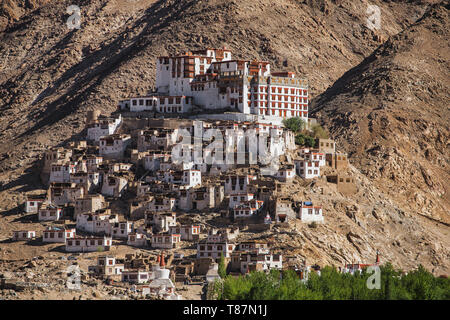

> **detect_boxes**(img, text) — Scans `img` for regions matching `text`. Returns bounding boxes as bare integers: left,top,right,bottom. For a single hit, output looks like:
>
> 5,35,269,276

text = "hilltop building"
119,48,309,122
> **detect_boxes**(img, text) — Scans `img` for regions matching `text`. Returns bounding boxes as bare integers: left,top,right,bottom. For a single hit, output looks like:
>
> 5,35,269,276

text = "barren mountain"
0,0,449,278
311,3,450,224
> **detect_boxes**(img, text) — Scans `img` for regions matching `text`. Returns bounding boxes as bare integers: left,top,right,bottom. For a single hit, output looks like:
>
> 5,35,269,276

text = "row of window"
67,239,105,246
251,87,307,95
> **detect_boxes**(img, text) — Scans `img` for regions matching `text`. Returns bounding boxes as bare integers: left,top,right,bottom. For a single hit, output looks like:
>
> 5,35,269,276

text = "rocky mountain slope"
311,3,449,224
0,0,449,277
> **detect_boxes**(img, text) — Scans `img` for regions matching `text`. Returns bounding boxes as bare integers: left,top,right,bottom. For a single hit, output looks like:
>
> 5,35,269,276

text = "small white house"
297,201,324,223
12,230,36,241
182,170,201,188
229,193,254,209
197,239,236,259
99,134,131,159
42,228,76,243
86,114,122,142
151,233,181,249
101,174,128,197
169,225,201,241
38,204,62,221
25,195,46,213
145,212,177,233
295,160,320,179
65,236,112,252
122,270,153,284
273,165,296,182
233,199,264,219
76,211,119,235
89,256,125,276
111,221,133,239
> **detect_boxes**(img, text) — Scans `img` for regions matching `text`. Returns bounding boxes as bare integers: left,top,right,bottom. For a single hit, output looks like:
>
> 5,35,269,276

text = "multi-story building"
120,48,308,121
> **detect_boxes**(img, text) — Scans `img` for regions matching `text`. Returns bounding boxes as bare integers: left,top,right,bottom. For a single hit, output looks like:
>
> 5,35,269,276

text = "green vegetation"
210,264,450,300
282,117,329,147
218,253,227,278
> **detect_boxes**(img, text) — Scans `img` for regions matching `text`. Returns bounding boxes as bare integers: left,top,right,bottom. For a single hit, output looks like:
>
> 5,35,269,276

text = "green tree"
295,134,305,146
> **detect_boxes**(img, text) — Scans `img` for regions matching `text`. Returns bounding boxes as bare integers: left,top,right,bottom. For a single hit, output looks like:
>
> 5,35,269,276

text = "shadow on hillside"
25,238,47,246
48,245,66,253
19,0,199,140
12,213,38,223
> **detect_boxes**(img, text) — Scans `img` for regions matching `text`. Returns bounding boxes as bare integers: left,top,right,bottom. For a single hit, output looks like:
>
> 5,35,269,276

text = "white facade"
240,253,283,274
99,134,131,159
123,48,308,121
76,212,119,235
111,221,133,239
151,234,181,249
197,240,236,259
49,162,76,183
233,200,264,219
145,212,176,233
295,159,321,179
147,197,176,212
182,170,201,188
127,232,149,247
169,225,201,241
298,202,324,223
224,175,256,195
229,193,254,209
38,205,62,221
12,231,36,241
101,174,128,197
122,270,152,284
25,196,46,213
273,166,296,181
